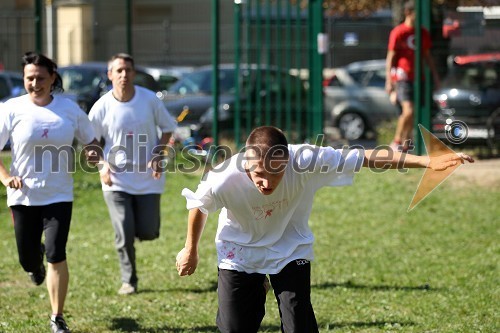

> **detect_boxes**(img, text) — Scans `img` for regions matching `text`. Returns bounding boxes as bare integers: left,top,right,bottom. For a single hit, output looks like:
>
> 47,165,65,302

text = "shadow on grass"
106,317,414,332
108,317,218,332
142,280,438,295
313,280,441,292
321,320,417,330
107,317,281,332
139,280,218,294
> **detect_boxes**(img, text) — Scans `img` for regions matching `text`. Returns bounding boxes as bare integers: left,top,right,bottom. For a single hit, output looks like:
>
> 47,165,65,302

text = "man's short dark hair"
108,53,135,71
246,126,289,162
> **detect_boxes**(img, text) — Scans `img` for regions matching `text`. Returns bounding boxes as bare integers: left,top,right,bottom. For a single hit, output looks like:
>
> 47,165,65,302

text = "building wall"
57,4,92,66
89,0,234,66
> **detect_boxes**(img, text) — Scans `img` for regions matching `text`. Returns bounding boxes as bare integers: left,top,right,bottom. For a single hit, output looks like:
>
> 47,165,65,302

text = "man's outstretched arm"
362,149,474,170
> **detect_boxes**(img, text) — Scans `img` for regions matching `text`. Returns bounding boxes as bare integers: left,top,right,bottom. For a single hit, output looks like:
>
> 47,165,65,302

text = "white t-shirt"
0,94,96,206
182,144,364,274
88,86,177,194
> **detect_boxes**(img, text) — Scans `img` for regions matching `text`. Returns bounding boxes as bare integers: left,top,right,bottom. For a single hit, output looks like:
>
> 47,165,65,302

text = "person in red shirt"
385,0,440,152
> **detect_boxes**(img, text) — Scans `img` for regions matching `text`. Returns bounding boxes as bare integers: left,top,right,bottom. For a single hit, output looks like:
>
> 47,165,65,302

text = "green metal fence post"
212,0,219,147
275,0,283,130
294,1,302,139
126,0,132,55
414,0,432,156
285,1,292,132
35,0,43,53
245,0,253,138
234,1,242,147
255,1,263,127
422,0,432,146
308,0,324,139
415,1,422,155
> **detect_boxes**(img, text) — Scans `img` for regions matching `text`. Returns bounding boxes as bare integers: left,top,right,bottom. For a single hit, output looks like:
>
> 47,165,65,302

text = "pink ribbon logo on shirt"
41,129,49,138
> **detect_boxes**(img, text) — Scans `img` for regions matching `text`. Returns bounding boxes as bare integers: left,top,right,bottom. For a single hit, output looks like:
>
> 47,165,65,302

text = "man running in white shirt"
88,53,177,295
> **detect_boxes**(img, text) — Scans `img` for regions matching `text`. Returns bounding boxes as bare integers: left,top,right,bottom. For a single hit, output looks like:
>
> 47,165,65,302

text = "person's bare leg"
393,114,405,144
47,260,69,315
399,101,414,150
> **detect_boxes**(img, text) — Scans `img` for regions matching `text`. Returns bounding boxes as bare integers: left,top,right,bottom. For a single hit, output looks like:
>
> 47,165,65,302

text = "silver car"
323,59,400,140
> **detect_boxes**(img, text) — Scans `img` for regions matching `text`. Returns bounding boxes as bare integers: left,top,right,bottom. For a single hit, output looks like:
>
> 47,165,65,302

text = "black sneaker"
28,243,46,286
50,315,71,333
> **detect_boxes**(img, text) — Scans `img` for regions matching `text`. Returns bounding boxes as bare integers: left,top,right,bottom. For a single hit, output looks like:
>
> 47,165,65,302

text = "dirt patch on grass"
452,158,500,188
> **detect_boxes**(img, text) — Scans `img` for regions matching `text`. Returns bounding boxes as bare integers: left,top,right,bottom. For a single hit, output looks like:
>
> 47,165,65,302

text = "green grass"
0,156,498,332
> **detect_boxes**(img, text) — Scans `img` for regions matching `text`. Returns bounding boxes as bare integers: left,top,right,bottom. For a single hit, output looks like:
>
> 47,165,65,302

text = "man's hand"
428,152,474,171
83,141,103,166
176,247,199,276
98,162,113,186
85,149,100,166
149,146,171,180
1,176,22,189
148,158,164,180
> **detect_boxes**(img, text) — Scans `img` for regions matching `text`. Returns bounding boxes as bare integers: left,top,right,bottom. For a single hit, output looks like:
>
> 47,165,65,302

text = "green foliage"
0,160,498,332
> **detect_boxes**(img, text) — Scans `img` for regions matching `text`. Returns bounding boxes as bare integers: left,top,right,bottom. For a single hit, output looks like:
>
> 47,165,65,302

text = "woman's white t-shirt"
0,94,96,206
88,86,177,194
182,144,364,274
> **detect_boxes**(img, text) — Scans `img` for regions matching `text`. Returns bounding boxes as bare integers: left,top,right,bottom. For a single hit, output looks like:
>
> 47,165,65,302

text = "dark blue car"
57,62,160,113
432,52,500,150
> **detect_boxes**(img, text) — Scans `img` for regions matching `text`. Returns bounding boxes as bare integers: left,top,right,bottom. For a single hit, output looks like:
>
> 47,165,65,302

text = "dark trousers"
11,202,72,272
216,259,319,333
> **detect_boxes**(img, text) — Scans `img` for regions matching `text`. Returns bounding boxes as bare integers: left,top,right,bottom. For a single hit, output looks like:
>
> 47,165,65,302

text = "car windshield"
347,68,386,88
168,68,236,95
443,62,500,91
59,68,103,95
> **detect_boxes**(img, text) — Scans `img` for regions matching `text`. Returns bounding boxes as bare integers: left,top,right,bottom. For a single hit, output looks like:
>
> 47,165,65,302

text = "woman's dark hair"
22,51,64,93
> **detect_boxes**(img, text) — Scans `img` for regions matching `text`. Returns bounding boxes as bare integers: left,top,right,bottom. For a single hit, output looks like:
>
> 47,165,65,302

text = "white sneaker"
118,282,137,295
50,315,71,333
389,141,402,151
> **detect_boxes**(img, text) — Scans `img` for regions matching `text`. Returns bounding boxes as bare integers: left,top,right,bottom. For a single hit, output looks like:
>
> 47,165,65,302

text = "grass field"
0,153,498,332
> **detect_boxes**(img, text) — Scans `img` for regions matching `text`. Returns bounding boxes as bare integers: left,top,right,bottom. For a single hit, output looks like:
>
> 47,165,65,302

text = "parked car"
57,62,160,112
0,71,25,102
432,52,500,150
0,71,26,150
323,59,400,140
142,65,194,92
163,64,307,138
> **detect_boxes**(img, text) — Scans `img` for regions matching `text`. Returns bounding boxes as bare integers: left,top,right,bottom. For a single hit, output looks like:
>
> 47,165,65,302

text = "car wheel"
337,112,365,140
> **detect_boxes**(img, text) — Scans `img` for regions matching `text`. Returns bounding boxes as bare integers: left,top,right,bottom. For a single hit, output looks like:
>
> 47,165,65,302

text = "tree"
321,0,497,17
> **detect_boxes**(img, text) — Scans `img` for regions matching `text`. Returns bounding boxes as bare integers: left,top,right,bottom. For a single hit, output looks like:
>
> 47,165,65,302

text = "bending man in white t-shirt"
176,126,474,333
88,53,177,295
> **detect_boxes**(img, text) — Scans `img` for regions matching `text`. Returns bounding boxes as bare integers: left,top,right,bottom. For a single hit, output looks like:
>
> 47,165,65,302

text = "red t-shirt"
388,23,431,81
